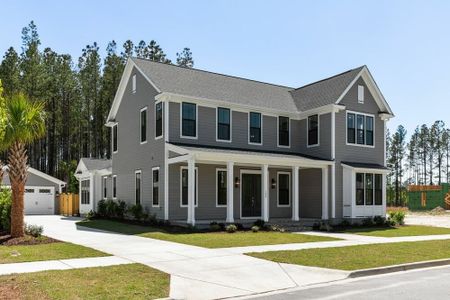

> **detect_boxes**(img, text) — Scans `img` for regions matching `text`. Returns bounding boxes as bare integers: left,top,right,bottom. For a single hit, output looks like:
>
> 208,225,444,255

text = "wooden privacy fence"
59,193,79,216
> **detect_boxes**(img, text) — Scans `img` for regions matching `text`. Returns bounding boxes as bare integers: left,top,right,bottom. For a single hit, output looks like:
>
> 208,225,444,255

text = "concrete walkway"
406,214,450,228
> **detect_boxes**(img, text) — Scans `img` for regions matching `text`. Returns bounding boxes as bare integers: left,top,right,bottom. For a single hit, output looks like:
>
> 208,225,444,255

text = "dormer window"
132,74,136,94
358,85,364,103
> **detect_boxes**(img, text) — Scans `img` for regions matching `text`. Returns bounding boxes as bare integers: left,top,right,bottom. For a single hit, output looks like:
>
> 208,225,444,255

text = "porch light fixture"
234,177,240,188
271,178,276,189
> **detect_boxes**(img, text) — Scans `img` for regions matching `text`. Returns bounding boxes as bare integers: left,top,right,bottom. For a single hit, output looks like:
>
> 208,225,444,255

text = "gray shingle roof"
80,158,112,171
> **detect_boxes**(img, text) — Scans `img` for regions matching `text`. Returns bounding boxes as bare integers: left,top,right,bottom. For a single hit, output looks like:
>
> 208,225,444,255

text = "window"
347,112,375,146
81,180,90,205
217,108,231,141
216,169,227,206
39,189,51,194
358,85,364,103
181,167,198,207
103,177,107,199
25,189,35,193
152,168,159,206
307,114,319,146
278,117,290,147
355,172,383,206
112,124,118,153
155,102,163,139
277,172,290,206
140,107,147,143
249,112,262,144
132,74,136,93
112,175,117,199
181,102,197,138
135,171,141,205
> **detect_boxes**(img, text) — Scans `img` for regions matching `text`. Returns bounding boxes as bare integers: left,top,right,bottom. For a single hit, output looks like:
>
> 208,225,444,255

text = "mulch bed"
0,231,60,246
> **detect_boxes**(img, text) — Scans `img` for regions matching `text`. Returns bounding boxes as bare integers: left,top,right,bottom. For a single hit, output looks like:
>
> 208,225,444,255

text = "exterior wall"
112,67,166,218
334,77,385,218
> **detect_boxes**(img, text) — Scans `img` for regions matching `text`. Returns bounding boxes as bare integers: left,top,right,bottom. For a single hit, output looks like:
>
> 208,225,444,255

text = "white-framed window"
278,116,290,148
132,74,136,94
112,175,117,199
103,176,107,199
216,168,227,207
112,124,118,153
249,112,262,145
356,173,382,206
180,166,198,207
135,170,141,205
307,114,319,147
152,167,160,207
346,111,374,147
155,102,163,139
180,102,197,139
277,172,290,207
140,107,147,144
216,107,231,142
81,179,90,205
358,85,364,103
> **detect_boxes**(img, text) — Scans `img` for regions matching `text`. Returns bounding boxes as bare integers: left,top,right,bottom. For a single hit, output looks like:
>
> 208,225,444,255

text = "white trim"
180,166,198,207
152,167,160,207
164,147,169,220
277,171,291,207
215,168,228,207
345,110,375,148
132,74,137,94
112,123,118,154
180,102,198,140
112,175,117,200
240,169,263,220
248,112,263,146
140,107,148,144
277,116,291,148
307,114,320,148
216,107,232,143
292,166,300,221
135,170,142,205
155,101,163,140
102,176,108,200
226,162,234,223
341,163,390,174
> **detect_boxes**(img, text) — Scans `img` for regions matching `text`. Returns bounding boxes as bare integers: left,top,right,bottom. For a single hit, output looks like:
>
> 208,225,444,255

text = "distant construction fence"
59,193,79,216
407,183,450,210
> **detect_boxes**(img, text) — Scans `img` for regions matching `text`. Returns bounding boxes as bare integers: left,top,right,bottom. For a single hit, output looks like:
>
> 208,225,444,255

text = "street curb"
348,258,450,278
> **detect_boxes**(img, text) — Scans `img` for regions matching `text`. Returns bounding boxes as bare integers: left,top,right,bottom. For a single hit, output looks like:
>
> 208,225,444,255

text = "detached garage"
2,167,66,215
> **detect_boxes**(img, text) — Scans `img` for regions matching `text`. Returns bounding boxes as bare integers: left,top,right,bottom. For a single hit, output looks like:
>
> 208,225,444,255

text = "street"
250,266,450,300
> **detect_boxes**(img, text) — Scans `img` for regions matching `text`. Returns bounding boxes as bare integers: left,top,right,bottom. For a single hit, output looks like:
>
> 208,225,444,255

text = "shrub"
97,199,107,217
105,199,118,218
234,223,244,230
373,216,386,226
269,224,286,232
388,211,405,226
128,204,144,221
319,221,333,232
209,222,222,232
0,188,12,232
225,224,237,233
362,217,375,227
339,219,351,227
251,225,260,233
24,223,43,237
85,210,95,220
253,219,265,228
116,200,127,219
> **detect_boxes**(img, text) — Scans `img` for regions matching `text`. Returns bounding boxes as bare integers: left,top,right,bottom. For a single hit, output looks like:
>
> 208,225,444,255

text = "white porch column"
187,158,196,226
322,166,329,220
226,161,234,223
292,166,300,221
262,164,269,222
382,174,387,215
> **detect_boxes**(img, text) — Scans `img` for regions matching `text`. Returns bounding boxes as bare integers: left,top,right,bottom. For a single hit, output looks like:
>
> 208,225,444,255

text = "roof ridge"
292,65,366,91
132,57,295,90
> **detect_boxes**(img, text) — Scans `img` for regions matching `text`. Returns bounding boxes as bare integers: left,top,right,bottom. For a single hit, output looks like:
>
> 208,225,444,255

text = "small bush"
234,223,244,230
319,221,333,232
24,224,43,237
128,204,144,221
0,188,12,232
339,219,351,227
116,200,127,219
209,222,222,232
362,217,375,227
269,224,286,232
388,211,405,226
146,213,157,225
251,225,260,232
373,216,386,226
97,199,107,217
105,199,118,218
253,219,265,228
225,224,237,233
85,210,95,220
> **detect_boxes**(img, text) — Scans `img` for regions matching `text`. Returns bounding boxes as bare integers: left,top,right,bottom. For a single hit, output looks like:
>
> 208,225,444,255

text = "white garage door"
24,186,55,215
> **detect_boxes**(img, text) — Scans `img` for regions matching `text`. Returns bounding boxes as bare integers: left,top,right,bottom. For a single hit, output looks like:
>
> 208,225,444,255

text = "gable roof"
79,158,112,171
2,166,66,186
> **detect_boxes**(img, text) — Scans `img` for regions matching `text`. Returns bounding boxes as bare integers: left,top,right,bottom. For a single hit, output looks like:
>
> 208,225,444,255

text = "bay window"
356,172,383,206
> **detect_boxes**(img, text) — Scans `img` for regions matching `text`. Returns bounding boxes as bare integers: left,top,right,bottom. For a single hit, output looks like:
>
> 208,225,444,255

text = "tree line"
0,21,194,192
387,121,450,206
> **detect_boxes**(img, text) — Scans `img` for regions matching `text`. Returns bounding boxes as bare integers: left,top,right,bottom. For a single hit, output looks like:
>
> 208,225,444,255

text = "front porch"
165,144,334,226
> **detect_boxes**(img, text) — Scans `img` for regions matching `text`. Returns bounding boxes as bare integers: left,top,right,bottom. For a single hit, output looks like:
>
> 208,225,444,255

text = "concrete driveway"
406,213,450,228
25,216,348,300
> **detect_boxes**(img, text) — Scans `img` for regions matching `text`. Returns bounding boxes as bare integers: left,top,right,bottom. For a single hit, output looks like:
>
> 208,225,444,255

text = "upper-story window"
249,112,262,145
217,107,231,142
307,114,319,147
140,107,147,144
112,124,118,153
181,102,197,138
155,102,163,139
132,74,136,94
278,116,290,147
358,85,364,103
347,112,374,146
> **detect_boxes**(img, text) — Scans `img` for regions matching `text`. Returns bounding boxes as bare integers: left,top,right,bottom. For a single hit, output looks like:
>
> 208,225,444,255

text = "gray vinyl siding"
334,77,385,218
299,168,322,218
112,67,166,219
269,168,292,218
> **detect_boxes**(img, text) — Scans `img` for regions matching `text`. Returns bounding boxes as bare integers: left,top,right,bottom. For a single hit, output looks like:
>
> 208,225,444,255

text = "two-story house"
75,58,394,225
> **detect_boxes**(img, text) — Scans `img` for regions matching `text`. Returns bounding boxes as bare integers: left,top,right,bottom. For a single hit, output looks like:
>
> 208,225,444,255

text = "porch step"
266,219,319,232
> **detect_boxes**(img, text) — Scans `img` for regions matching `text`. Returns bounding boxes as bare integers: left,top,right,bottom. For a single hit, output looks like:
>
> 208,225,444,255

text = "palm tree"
1,94,45,237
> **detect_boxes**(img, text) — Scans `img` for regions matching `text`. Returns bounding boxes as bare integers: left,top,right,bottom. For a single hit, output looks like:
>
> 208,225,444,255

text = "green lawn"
0,242,107,264
248,239,450,270
339,225,450,237
0,263,169,299
77,219,340,248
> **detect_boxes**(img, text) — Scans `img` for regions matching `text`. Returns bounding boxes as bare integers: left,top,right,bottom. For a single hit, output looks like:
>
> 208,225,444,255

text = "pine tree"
176,48,194,68
0,47,20,97
121,40,134,62
431,120,446,184
389,125,407,205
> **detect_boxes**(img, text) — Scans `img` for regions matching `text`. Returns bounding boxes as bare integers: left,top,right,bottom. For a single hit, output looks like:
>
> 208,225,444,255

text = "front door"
241,173,262,218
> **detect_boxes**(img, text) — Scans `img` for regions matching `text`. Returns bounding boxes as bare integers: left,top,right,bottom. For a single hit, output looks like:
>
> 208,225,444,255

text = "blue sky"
1,0,449,136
